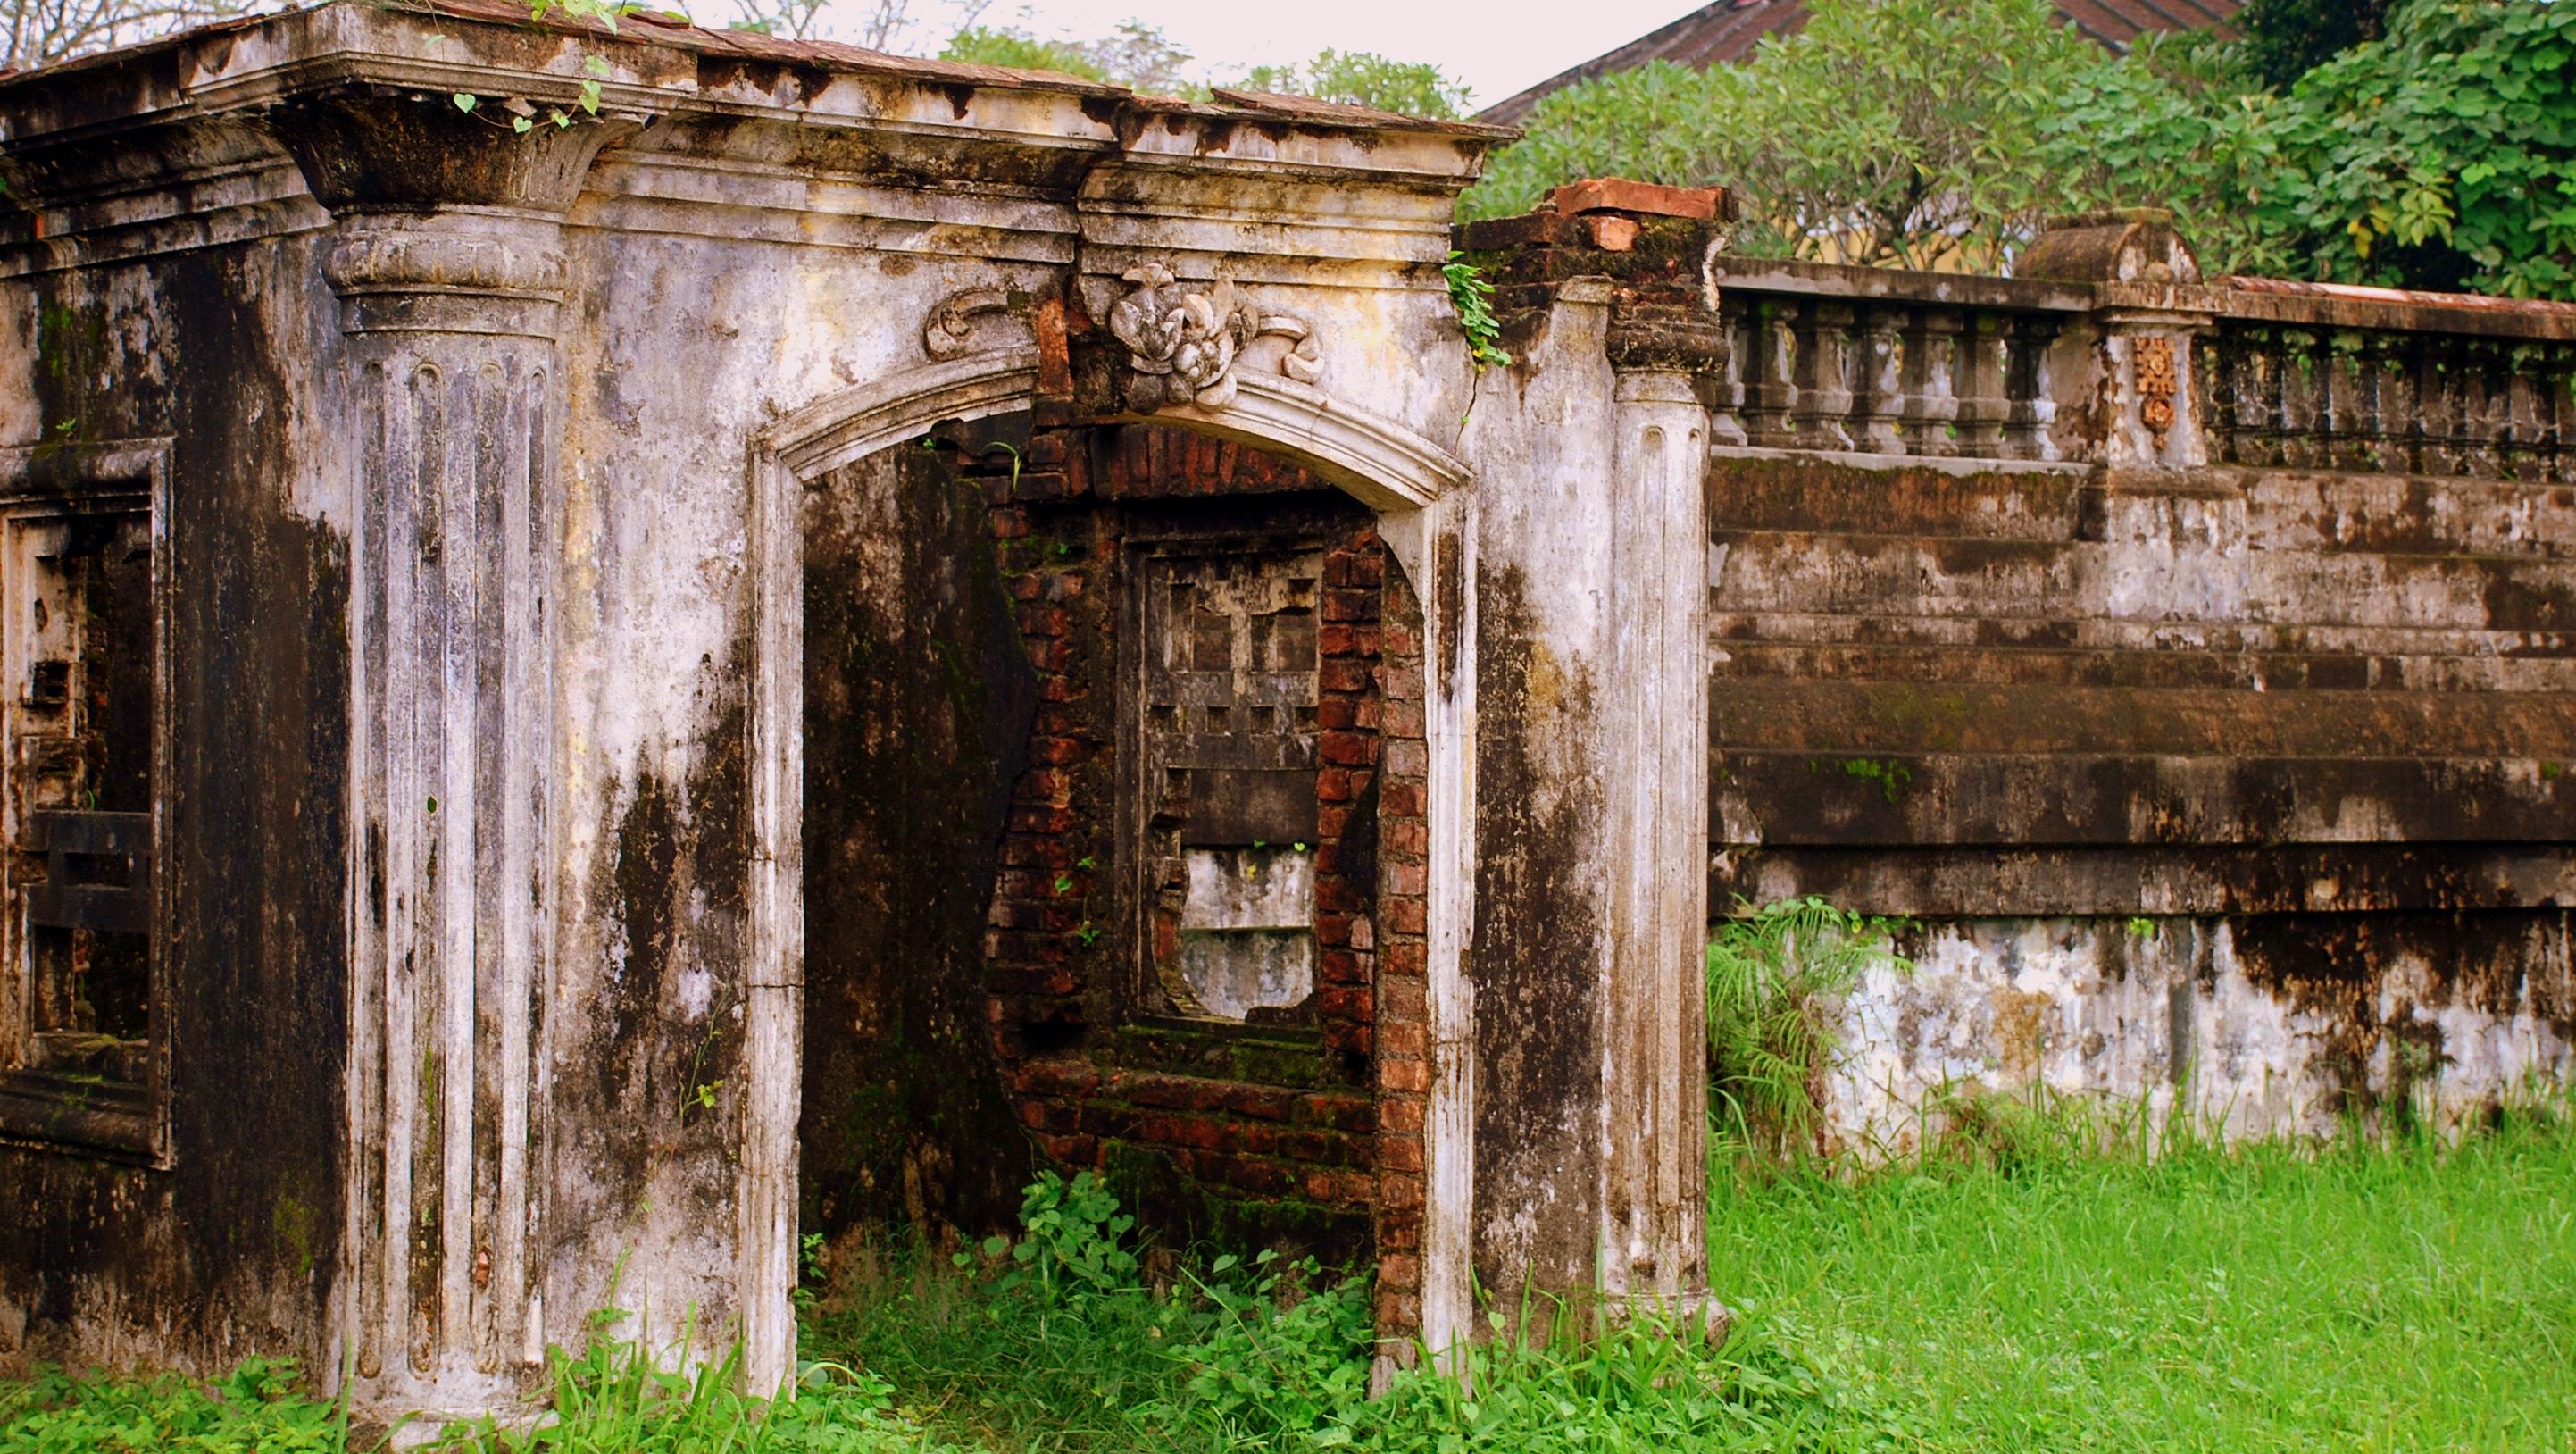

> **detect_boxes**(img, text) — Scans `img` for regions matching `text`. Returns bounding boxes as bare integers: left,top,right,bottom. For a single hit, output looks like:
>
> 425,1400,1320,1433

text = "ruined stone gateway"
0,0,2571,1423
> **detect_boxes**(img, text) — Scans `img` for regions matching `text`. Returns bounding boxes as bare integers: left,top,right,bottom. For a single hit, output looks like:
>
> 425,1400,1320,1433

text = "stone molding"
922,286,1020,361
1138,372,1463,513
321,210,576,338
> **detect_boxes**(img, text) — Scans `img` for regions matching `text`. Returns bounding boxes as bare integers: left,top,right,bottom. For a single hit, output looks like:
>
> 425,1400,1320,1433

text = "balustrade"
2204,323,2576,482
1707,260,2083,464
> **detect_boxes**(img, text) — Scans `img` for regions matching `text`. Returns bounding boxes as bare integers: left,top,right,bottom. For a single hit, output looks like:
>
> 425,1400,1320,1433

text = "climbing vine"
1442,250,1512,371
451,0,628,130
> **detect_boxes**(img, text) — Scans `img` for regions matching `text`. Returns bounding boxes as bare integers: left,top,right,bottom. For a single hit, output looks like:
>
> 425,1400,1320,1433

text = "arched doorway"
738,351,1475,1393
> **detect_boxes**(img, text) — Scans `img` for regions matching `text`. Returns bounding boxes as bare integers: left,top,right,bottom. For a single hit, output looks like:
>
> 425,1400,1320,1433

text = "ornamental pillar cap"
266,90,633,337
2019,208,2203,287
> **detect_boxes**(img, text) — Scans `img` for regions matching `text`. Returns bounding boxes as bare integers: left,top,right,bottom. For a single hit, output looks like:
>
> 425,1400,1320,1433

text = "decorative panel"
1135,547,1323,1022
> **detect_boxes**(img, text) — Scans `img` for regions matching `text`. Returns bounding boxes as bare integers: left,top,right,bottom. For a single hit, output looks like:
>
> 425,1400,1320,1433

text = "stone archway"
739,342,1480,1393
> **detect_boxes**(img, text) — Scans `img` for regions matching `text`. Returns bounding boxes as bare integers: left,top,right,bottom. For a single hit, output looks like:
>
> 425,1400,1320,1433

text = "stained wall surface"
1711,451,2576,1146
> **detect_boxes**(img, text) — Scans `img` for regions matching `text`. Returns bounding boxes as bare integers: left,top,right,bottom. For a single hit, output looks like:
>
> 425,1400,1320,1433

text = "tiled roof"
1478,0,2243,124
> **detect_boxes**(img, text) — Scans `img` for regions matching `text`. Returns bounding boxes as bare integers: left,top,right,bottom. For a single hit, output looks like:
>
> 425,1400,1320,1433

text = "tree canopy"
1236,50,1472,120
1465,0,2576,300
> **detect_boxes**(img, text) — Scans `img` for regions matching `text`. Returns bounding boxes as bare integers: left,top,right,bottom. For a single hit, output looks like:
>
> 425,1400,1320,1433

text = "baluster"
2218,330,2262,466
2359,334,2412,475
1790,301,1856,451
1847,304,1906,455
2193,335,2227,464
2234,330,2284,468
2276,330,2323,470
1899,308,1963,456
2415,338,2462,476
2461,339,2505,479
1738,297,1798,448
2324,332,2376,473
2544,344,2576,485
2002,313,2061,461
1954,312,2011,458
1708,294,1749,448
2501,343,2544,482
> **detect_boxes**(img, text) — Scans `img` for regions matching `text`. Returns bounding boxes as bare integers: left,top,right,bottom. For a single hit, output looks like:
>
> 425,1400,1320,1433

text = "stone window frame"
1116,514,1348,1034
0,439,173,1167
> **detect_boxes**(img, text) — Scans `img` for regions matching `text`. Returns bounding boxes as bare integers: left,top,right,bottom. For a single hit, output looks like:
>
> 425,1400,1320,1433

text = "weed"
1705,896,1912,1166
0,1358,347,1453
1441,253,1513,372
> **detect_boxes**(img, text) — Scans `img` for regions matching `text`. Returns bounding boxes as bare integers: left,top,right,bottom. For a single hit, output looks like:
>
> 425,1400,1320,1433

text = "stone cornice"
0,0,1498,256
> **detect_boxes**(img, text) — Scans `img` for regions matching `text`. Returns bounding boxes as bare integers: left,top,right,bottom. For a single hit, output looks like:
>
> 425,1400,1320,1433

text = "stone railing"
1702,234,2576,478
2200,280,2576,482
1706,258,2096,464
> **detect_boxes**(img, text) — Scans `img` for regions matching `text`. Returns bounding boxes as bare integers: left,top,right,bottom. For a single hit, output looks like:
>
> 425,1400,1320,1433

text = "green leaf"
453,92,479,113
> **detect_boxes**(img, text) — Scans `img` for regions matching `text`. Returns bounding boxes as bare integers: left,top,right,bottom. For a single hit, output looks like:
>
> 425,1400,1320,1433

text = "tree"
4,0,241,71
1235,49,1472,120
2247,0,2576,297
941,23,1109,81
1471,0,2576,300
1467,0,2105,271
940,17,1196,95
2234,0,2397,89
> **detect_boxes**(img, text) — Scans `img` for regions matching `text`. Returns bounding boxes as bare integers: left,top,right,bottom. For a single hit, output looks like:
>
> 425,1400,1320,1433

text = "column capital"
266,90,629,337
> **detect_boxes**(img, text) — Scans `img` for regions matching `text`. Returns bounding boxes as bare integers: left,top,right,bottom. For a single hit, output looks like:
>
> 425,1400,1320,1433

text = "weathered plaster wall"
1712,452,2576,1146
1817,915,2576,1151
0,203,354,1375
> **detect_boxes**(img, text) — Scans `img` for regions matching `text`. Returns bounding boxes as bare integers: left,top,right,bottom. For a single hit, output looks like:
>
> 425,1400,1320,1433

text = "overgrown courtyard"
9,1100,2571,1452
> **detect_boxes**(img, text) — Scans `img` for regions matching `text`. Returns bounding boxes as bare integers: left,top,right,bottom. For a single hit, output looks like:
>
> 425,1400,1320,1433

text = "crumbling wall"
1711,451,2576,1145
0,198,354,1373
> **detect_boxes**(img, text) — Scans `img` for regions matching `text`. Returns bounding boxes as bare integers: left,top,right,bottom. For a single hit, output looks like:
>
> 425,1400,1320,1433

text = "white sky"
862,0,1698,110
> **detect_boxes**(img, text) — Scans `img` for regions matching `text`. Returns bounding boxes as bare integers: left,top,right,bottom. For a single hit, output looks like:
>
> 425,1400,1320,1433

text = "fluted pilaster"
277,93,616,1415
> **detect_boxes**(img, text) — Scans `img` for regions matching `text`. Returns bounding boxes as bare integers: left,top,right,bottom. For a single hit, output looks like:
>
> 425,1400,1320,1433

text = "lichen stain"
1467,562,1603,1306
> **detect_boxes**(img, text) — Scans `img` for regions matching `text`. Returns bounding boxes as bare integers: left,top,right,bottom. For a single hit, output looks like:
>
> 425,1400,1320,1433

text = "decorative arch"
737,348,1478,1396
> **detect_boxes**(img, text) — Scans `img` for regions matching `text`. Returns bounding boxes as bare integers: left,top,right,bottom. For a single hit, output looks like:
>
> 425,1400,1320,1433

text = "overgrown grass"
0,1323,970,1454
1711,1096,2576,1452
10,1109,2573,1452
813,1107,2576,1452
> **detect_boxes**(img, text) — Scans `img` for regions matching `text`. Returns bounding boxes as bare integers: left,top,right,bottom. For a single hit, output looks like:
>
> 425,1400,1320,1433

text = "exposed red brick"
1319,659,1372,694
1548,176,1729,221
1583,214,1640,252
1319,731,1375,767
1378,1097,1426,1133
1012,1059,1103,1097
1380,1058,1430,1094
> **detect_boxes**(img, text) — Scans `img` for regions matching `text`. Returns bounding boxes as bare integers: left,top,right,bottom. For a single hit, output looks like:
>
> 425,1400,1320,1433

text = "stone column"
275,96,621,1416
1599,351,1713,1322
1455,230,1724,1340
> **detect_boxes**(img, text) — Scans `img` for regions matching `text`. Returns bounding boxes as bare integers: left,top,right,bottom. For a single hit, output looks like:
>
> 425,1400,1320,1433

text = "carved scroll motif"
2136,336,2180,446
1108,262,1322,413
922,285,1013,361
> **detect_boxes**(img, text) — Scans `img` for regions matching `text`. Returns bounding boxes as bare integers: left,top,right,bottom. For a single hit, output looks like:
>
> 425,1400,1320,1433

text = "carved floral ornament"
2135,336,2180,446
1109,263,1322,413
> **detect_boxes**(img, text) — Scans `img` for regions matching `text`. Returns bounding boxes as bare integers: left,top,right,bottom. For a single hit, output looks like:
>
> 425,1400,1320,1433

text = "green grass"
7,1107,2573,1452
1709,1102,2576,1452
